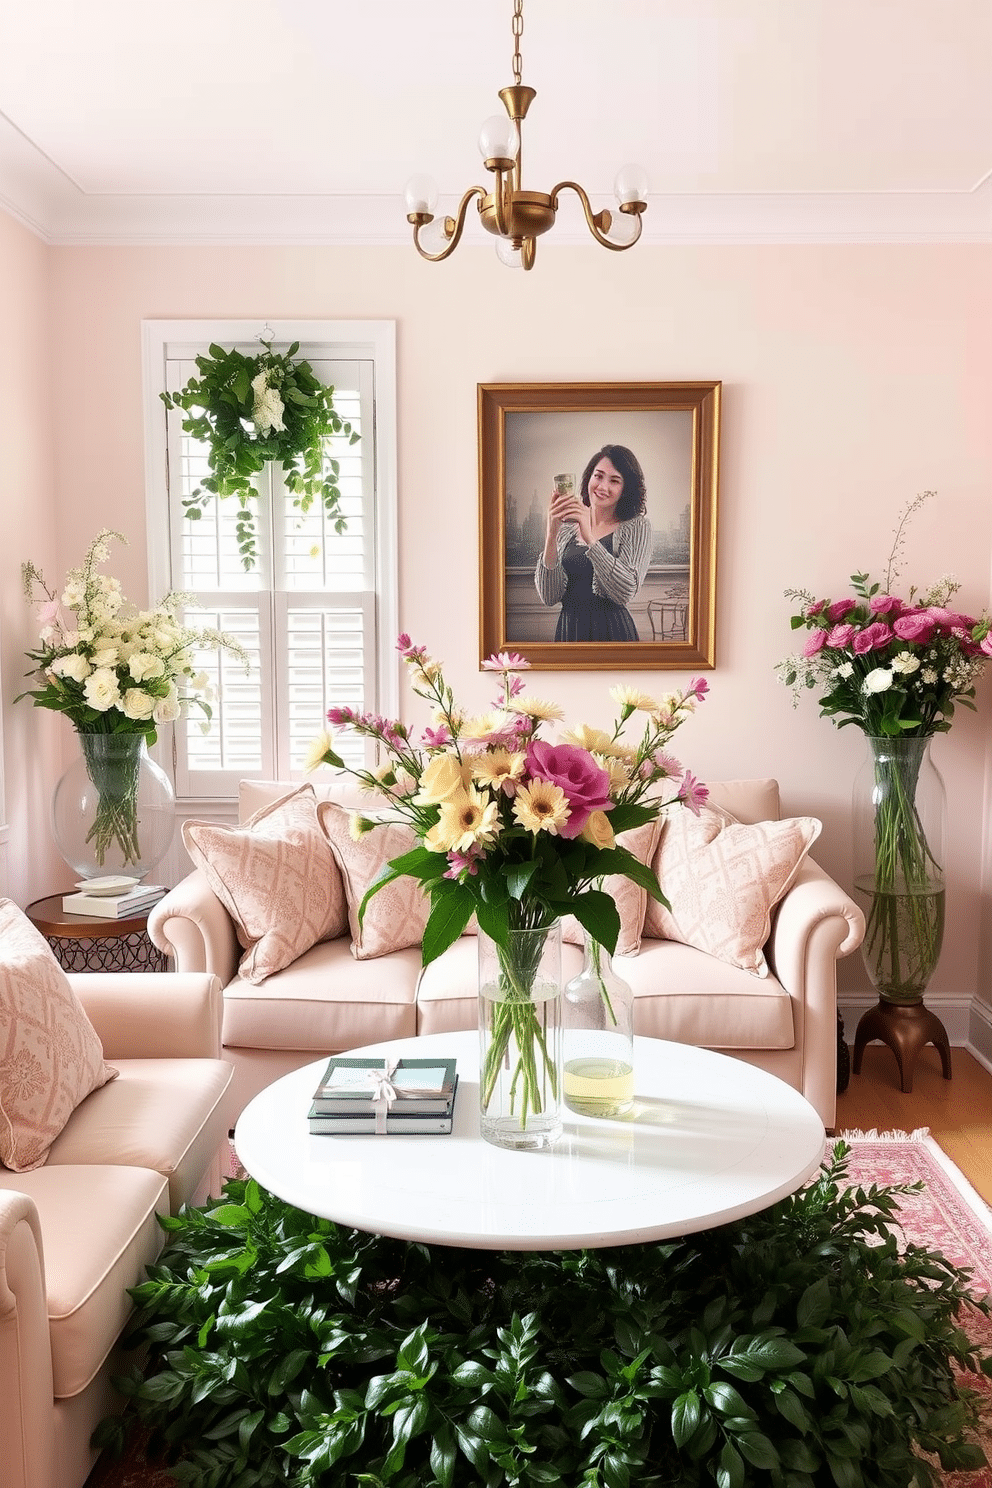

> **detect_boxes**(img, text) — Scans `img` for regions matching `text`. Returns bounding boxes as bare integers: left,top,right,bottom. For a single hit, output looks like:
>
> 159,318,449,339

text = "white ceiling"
2,0,990,246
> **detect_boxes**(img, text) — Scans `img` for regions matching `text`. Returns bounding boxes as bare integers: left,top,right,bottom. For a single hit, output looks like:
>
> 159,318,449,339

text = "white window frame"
141,318,398,804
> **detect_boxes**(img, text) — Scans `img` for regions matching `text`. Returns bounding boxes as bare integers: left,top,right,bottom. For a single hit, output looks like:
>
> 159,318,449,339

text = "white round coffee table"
235,1032,825,1250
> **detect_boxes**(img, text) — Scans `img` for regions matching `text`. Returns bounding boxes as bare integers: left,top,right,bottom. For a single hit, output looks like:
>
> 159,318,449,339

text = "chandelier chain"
512,0,523,87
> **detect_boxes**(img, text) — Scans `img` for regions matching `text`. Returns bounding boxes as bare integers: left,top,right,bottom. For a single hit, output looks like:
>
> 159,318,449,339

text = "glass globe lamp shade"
494,236,524,268
404,174,439,215
418,215,453,255
603,208,641,246
614,163,648,205
478,113,519,163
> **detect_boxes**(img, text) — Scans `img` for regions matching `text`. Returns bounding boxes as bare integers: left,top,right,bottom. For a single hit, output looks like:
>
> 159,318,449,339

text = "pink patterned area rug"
85,1128,992,1488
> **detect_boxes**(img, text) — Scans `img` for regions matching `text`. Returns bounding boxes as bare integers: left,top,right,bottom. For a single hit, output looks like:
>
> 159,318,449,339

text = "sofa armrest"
68,973,225,1060
147,870,240,986
0,1191,55,1488
765,855,866,1128
767,856,865,991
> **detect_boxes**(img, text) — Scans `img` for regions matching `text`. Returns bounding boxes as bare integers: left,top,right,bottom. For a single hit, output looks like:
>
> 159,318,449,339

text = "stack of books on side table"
61,877,167,918
308,1055,458,1135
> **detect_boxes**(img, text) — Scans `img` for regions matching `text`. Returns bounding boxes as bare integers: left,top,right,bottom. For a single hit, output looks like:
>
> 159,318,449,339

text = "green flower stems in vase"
51,731,176,879
80,732,143,866
854,736,946,1004
478,921,563,1148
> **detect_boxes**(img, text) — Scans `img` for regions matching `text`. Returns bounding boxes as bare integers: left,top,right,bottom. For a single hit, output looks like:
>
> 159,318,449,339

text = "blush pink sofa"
148,778,865,1131
0,971,232,1488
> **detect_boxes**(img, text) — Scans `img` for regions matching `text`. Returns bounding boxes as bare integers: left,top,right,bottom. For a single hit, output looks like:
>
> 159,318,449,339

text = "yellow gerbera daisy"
461,711,512,740
470,749,525,792
512,779,570,835
507,697,566,723
426,786,500,854
609,684,660,713
593,753,632,790
560,723,618,755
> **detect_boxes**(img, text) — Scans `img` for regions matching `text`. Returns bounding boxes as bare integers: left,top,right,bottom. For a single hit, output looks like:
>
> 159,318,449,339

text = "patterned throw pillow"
643,805,822,975
0,899,117,1172
562,819,664,957
182,783,348,985
317,802,431,960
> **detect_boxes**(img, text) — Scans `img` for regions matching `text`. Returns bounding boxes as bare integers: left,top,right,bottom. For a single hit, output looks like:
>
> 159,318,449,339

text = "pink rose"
826,599,856,622
927,607,977,633
892,610,936,644
852,622,893,654
869,594,902,616
982,633,992,657
802,629,827,657
825,624,856,650
525,740,612,839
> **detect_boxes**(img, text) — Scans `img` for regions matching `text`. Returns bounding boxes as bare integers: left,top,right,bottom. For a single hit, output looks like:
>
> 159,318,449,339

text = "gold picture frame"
478,381,720,670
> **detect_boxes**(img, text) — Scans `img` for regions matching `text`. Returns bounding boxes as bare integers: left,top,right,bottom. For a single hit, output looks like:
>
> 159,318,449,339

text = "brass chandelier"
404,0,648,271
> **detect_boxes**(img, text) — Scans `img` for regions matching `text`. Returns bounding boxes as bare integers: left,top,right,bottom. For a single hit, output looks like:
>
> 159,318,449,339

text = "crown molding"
3,115,992,248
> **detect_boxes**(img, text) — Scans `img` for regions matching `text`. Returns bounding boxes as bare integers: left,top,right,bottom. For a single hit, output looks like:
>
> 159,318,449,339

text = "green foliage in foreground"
96,1143,992,1488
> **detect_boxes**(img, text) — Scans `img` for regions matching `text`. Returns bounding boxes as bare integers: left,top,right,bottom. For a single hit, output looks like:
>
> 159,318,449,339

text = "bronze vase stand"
852,998,952,1094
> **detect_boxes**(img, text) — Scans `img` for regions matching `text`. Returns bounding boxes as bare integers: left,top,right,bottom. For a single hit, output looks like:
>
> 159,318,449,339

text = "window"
142,320,397,801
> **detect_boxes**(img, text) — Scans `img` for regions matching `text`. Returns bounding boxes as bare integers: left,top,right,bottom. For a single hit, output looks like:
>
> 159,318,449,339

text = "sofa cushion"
562,820,663,956
182,783,347,985
44,1056,233,1212
222,935,421,1052
644,806,821,975
239,775,372,822
0,900,118,1173
620,939,795,1048
704,778,781,827
317,802,431,960
0,1163,167,1398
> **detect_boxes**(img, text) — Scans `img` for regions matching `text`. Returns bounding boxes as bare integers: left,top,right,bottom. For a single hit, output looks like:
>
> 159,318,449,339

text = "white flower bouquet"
19,528,248,865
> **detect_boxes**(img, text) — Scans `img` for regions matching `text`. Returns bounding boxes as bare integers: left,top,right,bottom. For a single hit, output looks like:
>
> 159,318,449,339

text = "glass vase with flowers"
777,491,990,1014
308,639,708,1149
19,529,249,878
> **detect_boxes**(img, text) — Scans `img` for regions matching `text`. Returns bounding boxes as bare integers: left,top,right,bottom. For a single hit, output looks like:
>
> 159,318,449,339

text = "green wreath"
161,341,359,571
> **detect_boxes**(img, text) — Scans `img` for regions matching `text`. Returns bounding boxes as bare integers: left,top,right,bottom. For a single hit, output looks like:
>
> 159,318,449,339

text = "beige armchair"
0,969,233,1488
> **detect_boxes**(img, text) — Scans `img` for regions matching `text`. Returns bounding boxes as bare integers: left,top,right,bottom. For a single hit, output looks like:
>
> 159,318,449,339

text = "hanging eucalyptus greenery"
161,340,359,571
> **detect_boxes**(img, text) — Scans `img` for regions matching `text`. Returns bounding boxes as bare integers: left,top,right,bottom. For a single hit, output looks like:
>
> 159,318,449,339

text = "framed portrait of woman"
478,381,721,670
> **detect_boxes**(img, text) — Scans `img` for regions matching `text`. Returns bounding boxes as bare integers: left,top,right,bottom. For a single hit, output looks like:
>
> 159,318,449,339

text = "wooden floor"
836,1041,992,1205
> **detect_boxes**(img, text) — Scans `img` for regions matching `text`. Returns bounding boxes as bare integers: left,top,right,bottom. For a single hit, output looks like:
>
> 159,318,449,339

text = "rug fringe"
838,1127,931,1142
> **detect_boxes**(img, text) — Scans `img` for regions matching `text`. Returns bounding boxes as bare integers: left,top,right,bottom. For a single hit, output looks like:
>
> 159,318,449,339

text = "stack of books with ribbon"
307,1055,458,1135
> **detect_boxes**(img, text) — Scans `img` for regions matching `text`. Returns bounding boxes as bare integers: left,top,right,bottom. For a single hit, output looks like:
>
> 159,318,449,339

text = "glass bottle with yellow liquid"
563,930,635,1117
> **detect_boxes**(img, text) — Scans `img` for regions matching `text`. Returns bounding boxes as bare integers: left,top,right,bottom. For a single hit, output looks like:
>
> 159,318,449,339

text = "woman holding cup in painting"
535,444,652,642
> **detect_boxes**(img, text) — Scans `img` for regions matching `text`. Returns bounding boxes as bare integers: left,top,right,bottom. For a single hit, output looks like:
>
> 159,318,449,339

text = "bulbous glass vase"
51,732,176,881
852,734,946,1005
563,930,635,1117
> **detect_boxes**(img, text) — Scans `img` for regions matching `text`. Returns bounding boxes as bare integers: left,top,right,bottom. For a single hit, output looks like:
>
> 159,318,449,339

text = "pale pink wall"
0,211,63,903
12,237,992,1014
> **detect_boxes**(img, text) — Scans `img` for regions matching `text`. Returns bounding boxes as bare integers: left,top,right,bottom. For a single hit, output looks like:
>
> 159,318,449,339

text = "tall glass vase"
852,735,946,1005
51,732,176,882
478,921,563,1151
563,930,635,1117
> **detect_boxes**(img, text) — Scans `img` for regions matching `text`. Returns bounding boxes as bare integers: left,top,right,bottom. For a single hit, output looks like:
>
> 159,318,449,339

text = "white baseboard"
968,998,992,1071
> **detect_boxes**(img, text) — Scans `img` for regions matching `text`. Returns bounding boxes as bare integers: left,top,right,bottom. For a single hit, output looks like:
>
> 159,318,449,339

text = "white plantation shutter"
143,321,397,801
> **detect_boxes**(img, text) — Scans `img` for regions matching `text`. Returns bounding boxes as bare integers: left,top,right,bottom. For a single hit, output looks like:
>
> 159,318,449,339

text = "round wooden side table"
25,895,169,974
